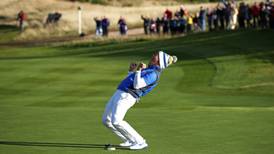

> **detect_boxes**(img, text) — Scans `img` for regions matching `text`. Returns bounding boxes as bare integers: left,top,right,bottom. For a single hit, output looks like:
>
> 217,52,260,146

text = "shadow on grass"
0,16,8,20
0,29,273,63
0,24,18,32
0,140,129,150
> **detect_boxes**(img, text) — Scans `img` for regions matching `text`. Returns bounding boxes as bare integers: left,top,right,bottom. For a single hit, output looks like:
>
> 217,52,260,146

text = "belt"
126,89,140,102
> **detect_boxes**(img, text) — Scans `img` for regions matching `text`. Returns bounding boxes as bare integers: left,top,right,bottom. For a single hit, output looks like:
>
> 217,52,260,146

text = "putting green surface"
0,30,274,154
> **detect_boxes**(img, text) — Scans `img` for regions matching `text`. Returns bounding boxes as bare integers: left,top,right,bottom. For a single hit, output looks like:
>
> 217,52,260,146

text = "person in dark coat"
156,17,162,34
270,4,274,29
102,16,110,36
193,13,199,32
260,3,268,29
94,17,102,36
179,5,187,18
212,9,218,30
238,2,248,29
207,8,214,31
246,4,253,28
162,15,169,34
141,15,150,35
223,1,232,29
216,3,225,30
118,17,127,35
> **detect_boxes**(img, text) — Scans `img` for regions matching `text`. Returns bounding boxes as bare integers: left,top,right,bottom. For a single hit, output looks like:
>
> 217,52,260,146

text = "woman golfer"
102,51,177,150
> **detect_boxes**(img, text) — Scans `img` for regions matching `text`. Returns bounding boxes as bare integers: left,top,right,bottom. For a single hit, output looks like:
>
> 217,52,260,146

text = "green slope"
0,29,274,154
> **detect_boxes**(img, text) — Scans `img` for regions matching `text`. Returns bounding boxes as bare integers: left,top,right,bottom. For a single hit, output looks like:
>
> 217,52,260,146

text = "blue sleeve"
142,71,157,86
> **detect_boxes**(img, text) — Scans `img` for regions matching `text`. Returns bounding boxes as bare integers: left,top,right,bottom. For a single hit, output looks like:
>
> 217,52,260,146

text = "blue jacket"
117,65,161,99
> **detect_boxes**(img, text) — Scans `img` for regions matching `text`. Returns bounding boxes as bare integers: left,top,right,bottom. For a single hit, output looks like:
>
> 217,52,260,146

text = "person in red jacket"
251,2,260,28
17,10,27,32
164,9,173,20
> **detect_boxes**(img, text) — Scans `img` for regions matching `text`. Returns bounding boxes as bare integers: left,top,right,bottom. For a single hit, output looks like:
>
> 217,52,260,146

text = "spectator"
179,5,187,18
101,16,110,36
270,4,274,29
17,10,27,32
186,14,193,33
246,4,253,28
266,1,273,28
118,17,127,35
164,9,173,20
212,9,218,30
178,17,186,33
224,1,238,30
193,13,200,32
207,8,214,31
238,2,248,28
94,17,102,36
141,15,150,35
216,3,225,30
223,0,232,29
156,17,162,34
199,6,207,31
162,15,169,34
260,3,268,29
251,2,260,28
169,17,177,35
175,10,181,18
149,18,157,34
230,4,239,30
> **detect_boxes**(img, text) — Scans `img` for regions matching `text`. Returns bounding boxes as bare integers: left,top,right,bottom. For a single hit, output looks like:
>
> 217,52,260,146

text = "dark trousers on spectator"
253,16,259,28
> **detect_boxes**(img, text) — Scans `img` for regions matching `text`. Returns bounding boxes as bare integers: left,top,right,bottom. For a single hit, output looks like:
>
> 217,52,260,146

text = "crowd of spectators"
16,0,274,36
140,0,274,35
93,0,274,37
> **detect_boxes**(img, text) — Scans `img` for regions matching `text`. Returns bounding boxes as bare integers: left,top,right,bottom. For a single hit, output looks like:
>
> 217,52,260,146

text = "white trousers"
102,90,145,144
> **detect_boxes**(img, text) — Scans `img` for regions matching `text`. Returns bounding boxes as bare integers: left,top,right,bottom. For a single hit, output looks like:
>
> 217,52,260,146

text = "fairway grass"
0,29,274,154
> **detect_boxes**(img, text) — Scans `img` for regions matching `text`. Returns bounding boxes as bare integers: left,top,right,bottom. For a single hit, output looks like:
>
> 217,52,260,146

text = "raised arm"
222,0,228,7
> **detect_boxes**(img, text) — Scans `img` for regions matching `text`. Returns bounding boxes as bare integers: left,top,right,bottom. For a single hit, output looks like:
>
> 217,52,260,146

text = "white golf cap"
158,51,178,69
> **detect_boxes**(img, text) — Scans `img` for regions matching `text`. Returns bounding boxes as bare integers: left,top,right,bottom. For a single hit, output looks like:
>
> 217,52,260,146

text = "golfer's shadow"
0,140,129,150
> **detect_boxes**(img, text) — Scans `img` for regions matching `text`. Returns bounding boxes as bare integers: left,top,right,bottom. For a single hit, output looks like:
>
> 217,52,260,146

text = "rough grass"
0,29,274,154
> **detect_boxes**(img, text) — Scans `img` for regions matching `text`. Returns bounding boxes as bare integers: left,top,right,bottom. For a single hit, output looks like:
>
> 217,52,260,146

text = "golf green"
0,29,274,154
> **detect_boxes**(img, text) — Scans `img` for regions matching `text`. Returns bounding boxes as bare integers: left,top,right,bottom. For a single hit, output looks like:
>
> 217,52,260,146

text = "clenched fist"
129,63,138,72
137,62,147,71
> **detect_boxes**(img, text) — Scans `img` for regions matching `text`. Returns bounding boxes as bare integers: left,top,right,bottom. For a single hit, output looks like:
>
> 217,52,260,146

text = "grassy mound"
0,29,274,154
